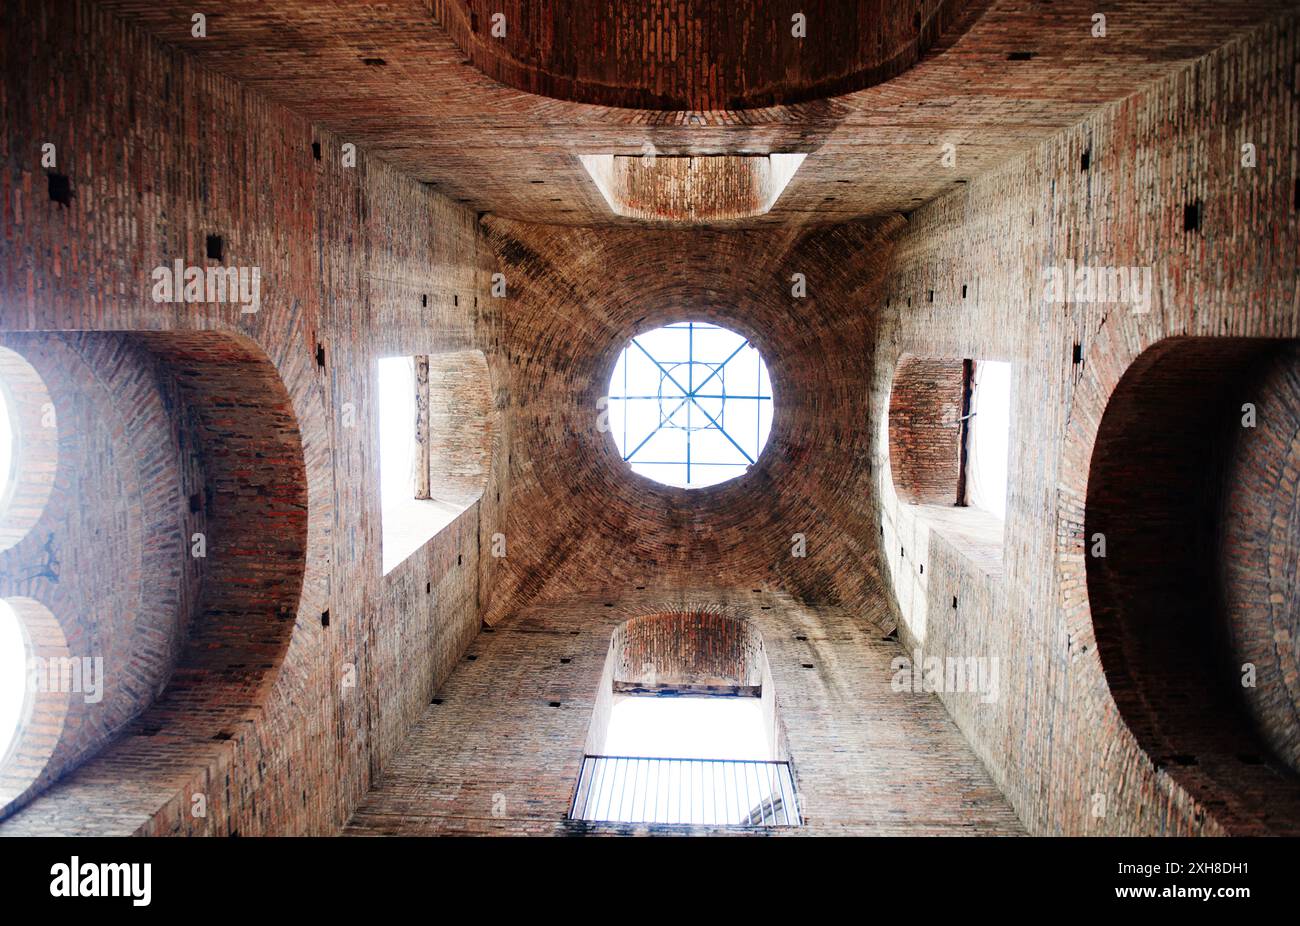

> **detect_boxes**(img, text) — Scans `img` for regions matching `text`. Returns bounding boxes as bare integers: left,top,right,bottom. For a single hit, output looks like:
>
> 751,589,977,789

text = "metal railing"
569,755,800,827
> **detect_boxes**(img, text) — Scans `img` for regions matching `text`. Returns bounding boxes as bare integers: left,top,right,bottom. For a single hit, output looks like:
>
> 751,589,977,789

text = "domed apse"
606,322,772,489
1085,337,1300,830
433,0,980,110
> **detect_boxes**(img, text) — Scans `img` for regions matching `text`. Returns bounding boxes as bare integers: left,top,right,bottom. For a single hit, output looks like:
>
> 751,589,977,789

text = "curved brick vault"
1084,338,1300,831
0,331,309,824
433,0,981,111
479,215,905,626
4,0,1300,842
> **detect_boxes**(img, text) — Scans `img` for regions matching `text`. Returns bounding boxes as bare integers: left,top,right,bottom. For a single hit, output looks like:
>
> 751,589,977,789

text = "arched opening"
882,354,1009,640
1085,336,1300,830
572,612,799,827
0,331,308,826
0,598,70,812
0,346,57,554
378,349,492,575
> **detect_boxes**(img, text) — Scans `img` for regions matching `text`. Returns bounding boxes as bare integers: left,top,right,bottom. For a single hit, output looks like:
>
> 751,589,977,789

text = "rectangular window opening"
571,694,800,827
378,356,462,574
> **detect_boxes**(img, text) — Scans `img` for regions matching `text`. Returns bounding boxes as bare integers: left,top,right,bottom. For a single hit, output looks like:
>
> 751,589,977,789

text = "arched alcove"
0,347,57,553
574,611,797,827
0,598,69,810
0,331,308,824
1085,336,1300,830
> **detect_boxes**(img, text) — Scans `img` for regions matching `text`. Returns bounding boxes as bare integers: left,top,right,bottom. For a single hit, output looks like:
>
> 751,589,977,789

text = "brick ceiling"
94,0,1293,227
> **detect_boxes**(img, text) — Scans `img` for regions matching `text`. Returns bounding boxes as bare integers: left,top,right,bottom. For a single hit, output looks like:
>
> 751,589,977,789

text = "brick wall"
345,589,1022,835
887,355,965,505
0,0,500,834
870,15,1300,835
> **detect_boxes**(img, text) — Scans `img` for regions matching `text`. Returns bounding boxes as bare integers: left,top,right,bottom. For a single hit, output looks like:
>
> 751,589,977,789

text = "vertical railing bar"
677,759,685,825
595,757,607,821
595,759,608,816
572,756,584,820
646,758,654,824
579,756,592,820
743,759,754,827
652,758,661,824
624,754,634,821
774,763,787,826
606,757,618,822
728,761,735,825
588,756,603,820
644,757,654,823
631,757,643,823
778,763,796,826
686,759,696,827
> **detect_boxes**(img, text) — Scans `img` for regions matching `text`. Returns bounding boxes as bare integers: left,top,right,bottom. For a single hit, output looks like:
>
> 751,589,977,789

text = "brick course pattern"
0,0,500,834
345,590,1023,836
873,17,1300,835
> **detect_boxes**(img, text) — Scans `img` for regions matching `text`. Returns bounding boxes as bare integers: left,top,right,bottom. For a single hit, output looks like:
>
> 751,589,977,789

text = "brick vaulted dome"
6,0,1300,863
478,217,902,624
432,0,984,110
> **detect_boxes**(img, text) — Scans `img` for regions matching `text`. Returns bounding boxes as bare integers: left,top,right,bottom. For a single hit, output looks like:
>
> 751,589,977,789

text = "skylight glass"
606,322,772,488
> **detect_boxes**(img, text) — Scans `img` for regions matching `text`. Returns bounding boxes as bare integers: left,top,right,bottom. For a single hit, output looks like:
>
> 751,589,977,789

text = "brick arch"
585,608,785,761
433,0,986,111
0,330,309,826
886,354,964,506
0,598,70,809
1069,335,1300,833
0,347,57,553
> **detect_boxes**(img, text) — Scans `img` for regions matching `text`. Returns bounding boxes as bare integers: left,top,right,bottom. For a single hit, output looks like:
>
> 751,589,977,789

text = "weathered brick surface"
1,0,1298,840
88,0,1297,227
345,590,1023,836
872,16,1300,835
887,355,965,505
0,0,499,834
433,0,972,111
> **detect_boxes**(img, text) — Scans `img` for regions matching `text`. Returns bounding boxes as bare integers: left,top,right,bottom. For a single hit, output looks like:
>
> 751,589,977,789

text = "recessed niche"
1085,337,1300,828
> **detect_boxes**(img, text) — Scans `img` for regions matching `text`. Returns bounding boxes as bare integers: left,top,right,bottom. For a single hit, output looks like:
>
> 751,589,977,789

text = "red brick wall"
345,590,1022,835
888,355,965,506
434,0,974,110
0,0,500,834
872,15,1300,835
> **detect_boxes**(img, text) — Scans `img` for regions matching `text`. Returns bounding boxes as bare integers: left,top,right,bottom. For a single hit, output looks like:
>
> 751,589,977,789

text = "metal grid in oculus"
606,322,773,488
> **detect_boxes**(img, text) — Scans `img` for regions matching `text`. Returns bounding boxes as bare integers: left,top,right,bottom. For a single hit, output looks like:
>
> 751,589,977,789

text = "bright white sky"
603,695,769,760
0,384,11,506
607,323,772,488
967,360,1011,519
0,600,24,764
